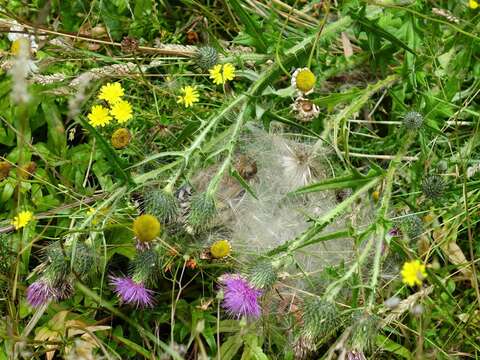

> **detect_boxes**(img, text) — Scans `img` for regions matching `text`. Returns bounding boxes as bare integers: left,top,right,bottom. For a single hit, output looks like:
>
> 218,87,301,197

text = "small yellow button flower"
210,240,232,259
177,85,200,108
12,210,33,230
98,82,124,104
209,63,236,85
401,260,427,287
110,100,133,123
133,214,161,243
87,105,112,127
291,68,316,94
469,0,479,8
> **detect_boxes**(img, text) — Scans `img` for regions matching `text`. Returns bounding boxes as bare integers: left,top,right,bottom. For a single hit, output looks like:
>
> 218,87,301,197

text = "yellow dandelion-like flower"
291,68,316,94
133,214,161,243
210,240,232,259
98,82,124,104
110,100,133,123
87,105,112,127
12,210,33,230
469,0,479,8
177,85,199,108
209,63,236,85
401,260,427,287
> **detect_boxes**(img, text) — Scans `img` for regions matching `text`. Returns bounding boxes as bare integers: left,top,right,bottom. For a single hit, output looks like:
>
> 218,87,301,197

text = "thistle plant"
131,247,160,285
421,174,446,200
348,313,379,354
193,46,219,71
402,111,424,130
144,185,180,224
247,260,278,290
301,298,341,342
401,214,423,241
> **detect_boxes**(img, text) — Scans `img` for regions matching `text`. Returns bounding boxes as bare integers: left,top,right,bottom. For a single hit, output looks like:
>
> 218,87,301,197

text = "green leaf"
376,335,413,359
352,13,417,56
218,334,244,360
227,0,267,52
77,118,132,185
291,167,383,195
115,335,151,358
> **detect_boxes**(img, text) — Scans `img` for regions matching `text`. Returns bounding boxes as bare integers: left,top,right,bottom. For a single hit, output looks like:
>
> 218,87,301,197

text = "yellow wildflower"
209,63,236,85
177,85,199,108
401,260,427,287
133,214,161,243
210,240,232,259
469,0,479,8
110,100,133,123
98,82,124,104
12,210,33,230
291,68,316,94
87,105,112,127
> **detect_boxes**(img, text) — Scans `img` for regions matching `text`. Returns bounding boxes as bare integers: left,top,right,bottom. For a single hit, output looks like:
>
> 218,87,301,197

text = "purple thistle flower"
220,274,262,319
26,280,56,308
109,276,154,308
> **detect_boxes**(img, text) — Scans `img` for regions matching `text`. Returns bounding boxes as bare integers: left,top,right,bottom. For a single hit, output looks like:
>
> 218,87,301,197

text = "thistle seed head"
194,46,218,71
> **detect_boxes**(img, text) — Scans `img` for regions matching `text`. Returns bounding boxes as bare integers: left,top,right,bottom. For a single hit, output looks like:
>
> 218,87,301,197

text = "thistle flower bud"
194,46,218,71
70,242,95,278
144,188,179,223
301,298,340,341
349,313,379,353
133,214,161,243
131,248,159,284
247,260,277,289
402,111,424,130
43,242,69,280
401,214,423,240
421,175,446,200
186,193,216,232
